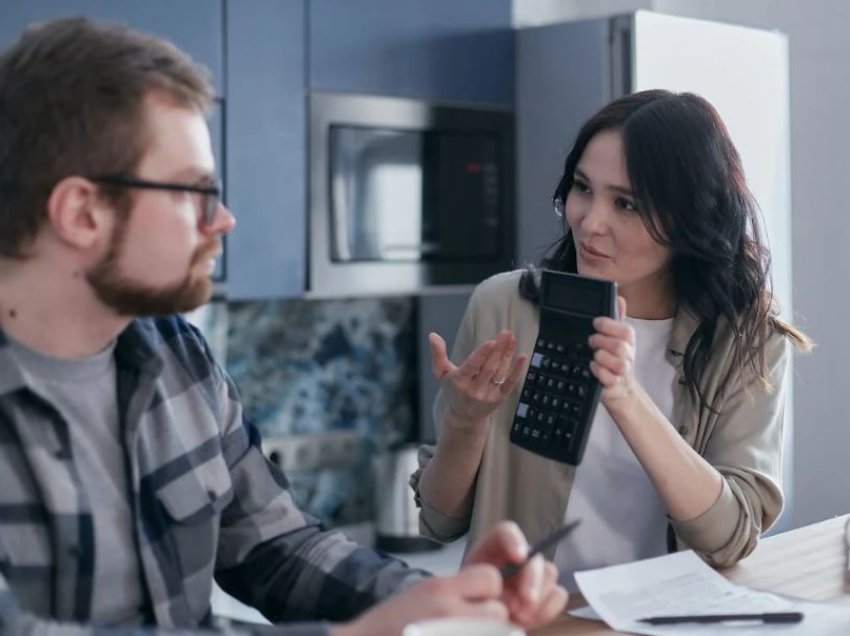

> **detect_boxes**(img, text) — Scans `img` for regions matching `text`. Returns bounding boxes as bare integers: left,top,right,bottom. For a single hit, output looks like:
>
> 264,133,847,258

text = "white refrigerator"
516,10,794,530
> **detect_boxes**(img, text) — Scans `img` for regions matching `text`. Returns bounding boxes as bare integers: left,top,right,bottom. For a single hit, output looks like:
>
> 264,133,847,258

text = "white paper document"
574,550,850,635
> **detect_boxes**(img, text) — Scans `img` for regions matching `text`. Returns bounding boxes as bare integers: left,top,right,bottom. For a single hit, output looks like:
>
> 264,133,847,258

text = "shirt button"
677,425,687,435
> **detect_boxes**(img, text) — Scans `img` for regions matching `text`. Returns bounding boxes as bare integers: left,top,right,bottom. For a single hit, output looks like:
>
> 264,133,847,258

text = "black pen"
499,519,580,579
638,611,804,625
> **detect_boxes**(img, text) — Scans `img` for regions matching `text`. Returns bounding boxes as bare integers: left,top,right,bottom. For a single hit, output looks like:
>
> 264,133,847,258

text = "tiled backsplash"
196,297,418,526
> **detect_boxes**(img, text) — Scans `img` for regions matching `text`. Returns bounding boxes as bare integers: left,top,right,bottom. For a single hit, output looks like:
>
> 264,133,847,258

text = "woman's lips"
579,240,609,260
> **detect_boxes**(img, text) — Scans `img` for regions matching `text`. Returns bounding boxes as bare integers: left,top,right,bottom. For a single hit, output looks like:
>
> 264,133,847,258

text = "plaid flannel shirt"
0,316,427,635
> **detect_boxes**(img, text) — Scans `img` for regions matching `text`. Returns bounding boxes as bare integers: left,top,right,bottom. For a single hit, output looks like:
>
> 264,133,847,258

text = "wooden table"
531,514,850,635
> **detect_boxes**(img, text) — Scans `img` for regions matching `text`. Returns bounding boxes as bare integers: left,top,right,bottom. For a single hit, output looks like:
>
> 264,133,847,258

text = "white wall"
513,0,850,527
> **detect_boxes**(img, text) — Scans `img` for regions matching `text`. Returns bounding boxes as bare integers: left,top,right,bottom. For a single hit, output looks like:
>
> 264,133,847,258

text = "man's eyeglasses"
89,174,222,226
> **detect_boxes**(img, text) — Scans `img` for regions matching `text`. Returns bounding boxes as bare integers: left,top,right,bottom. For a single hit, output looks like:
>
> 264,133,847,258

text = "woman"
410,90,811,587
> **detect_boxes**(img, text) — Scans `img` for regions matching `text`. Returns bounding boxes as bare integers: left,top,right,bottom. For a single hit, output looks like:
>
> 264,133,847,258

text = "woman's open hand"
430,330,526,430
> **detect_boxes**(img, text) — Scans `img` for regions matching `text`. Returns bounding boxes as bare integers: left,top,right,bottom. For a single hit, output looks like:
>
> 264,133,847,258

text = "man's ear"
46,176,113,250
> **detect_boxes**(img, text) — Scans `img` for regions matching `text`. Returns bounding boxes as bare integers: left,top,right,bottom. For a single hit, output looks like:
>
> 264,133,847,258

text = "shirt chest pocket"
155,453,233,619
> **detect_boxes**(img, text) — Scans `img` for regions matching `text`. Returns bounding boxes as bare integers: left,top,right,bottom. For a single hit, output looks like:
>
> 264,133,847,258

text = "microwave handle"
330,175,352,261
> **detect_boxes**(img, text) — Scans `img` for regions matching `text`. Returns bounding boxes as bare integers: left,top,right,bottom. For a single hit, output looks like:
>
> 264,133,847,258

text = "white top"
554,316,675,590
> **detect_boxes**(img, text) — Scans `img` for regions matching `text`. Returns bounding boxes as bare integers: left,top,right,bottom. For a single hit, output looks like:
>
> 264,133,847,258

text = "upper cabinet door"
225,0,306,299
309,0,514,105
0,1,223,93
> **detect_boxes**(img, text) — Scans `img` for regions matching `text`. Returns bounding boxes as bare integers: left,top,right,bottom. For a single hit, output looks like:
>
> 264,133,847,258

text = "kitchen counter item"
374,443,441,552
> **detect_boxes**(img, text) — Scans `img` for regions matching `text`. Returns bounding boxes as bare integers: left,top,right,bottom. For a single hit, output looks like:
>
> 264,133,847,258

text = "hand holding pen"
462,520,573,627
499,520,581,579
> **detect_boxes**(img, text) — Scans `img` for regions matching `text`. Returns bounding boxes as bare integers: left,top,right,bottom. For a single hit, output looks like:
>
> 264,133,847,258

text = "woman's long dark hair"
520,90,811,410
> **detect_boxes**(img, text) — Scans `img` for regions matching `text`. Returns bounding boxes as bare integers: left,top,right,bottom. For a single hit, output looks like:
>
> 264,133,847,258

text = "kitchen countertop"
211,523,466,625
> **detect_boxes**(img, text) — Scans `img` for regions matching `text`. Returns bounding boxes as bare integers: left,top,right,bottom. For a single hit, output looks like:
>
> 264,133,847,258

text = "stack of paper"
573,550,850,635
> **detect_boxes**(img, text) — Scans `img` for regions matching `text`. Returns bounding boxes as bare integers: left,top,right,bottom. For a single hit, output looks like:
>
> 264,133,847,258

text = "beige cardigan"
411,270,789,568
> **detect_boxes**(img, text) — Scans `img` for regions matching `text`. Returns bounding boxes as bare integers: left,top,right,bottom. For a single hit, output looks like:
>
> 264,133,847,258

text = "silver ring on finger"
490,376,506,386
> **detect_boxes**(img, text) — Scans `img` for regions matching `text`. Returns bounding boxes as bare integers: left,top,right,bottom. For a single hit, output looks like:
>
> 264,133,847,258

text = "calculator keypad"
510,335,600,464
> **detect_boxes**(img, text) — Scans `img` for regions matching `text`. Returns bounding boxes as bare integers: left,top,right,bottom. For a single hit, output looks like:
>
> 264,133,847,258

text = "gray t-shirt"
9,336,146,624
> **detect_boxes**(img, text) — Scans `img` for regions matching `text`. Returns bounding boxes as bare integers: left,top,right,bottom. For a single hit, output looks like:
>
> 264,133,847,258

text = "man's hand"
332,523,566,636
331,564,508,636
464,521,568,629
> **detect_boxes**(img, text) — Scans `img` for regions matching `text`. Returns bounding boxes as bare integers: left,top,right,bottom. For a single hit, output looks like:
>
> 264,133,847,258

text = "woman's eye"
614,197,637,212
572,180,590,194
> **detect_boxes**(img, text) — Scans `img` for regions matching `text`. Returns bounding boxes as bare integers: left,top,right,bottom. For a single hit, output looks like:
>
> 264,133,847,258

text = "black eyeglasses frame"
89,174,222,226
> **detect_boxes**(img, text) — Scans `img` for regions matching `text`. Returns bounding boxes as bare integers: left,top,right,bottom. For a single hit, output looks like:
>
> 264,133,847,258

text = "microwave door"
330,127,425,263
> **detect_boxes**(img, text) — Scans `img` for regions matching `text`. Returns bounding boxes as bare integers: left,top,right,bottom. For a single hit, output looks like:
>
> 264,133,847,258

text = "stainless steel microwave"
308,91,515,297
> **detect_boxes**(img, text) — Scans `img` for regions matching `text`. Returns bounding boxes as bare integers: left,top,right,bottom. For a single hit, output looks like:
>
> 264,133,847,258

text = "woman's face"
565,129,674,319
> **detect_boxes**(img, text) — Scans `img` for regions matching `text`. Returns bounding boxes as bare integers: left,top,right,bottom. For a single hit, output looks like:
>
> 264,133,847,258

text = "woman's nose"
579,198,608,234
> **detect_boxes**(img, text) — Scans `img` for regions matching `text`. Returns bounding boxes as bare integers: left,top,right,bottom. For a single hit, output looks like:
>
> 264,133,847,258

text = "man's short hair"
0,16,214,257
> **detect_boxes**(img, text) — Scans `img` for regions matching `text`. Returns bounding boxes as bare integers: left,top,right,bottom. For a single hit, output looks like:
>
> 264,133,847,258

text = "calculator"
509,270,617,465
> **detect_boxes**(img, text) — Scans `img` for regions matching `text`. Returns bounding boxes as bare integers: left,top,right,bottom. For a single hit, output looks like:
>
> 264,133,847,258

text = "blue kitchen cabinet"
309,0,514,105
225,0,306,299
0,1,229,283
0,0,307,299
0,1,223,92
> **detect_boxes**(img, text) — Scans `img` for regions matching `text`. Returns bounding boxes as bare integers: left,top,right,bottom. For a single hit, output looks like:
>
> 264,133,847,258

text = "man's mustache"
192,241,221,266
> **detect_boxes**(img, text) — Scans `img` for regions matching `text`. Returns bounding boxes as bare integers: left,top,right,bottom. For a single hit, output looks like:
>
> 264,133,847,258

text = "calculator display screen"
546,276,605,315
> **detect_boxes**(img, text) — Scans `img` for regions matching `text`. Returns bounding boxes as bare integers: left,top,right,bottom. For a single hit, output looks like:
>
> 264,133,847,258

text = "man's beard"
87,218,218,317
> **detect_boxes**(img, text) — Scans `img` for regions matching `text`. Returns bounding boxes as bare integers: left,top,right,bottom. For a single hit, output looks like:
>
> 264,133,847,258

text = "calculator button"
516,403,529,418
530,353,543,368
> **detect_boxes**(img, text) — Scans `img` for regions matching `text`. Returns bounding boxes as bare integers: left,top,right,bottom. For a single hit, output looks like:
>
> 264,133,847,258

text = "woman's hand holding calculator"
587,296,639,407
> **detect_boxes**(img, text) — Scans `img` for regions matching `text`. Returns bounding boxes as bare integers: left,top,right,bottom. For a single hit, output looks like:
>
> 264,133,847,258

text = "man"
0,17,567,636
